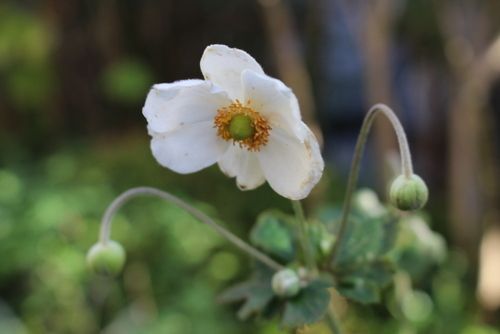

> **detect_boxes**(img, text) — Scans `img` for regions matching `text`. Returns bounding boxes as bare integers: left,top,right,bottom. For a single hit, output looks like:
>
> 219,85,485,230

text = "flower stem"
291,200,316,272
326,308,342,334
99,186,284,271
329,104,414,265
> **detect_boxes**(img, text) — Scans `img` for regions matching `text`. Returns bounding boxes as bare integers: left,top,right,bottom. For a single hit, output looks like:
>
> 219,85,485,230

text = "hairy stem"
329,104,413,265
99,186,284,271
292,200,316,272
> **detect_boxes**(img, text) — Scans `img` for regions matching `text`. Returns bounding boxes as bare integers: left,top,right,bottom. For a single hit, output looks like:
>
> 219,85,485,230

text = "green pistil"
229,114,254,140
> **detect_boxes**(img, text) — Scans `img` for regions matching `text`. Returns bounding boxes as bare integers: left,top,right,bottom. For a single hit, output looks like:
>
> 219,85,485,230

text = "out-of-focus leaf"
335,260,394,304
316,200,399,305
237,287,274,320
218,264,274,320
101,59,153,103
307,221,334,260
218,281,255,304
390,215,446,281
314,206,342,230
338,260,394,286
401,290,433,324
6,64,55,109
336,216,381,266
250,211,295,262
281,280,331,328
336,278,381,304
0,7,53,66
0,170,23,204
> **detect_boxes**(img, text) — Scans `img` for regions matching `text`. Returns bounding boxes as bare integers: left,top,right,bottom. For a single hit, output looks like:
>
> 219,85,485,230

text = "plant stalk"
326,308,342,334
292,200,316,272
329,104,414,265
99,186,284,271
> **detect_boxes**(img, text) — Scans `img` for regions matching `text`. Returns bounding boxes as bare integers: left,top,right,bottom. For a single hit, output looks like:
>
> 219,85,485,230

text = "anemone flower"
143,44,323,200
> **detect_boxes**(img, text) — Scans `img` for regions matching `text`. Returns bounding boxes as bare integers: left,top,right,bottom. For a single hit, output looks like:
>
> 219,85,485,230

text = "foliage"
217,188,498,333
0,137,288,334
0,138,497,333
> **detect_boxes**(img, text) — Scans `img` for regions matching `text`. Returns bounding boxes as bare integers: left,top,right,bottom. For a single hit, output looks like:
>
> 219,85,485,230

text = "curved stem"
329,104,414,265
99,186,284,271
291,200,316,272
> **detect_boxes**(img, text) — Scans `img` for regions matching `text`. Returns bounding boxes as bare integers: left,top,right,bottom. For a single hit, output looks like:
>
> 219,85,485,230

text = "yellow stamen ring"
214,100,271,151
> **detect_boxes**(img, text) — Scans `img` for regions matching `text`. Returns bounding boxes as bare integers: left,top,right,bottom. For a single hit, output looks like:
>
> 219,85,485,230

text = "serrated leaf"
237,284,274,320
334,215,383,266
218,263,275,320
250,211,295,262
218,281,255,304
316,202,399,268
339,260,395,286
335,260,394,304
324,209,397,304
281,281,331,328
333,212,398,268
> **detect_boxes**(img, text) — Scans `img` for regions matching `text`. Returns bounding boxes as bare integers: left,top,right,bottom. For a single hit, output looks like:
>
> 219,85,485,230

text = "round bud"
389,174,428,211
272,269,301,298
229,114,254,140
86,240,126,276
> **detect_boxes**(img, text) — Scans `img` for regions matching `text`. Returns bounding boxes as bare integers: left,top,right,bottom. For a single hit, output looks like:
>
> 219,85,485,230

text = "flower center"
229,114,254,140
214,100,271,151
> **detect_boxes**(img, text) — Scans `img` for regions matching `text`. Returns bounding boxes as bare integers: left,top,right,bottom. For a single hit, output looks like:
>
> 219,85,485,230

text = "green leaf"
218,281,255,303
237,287,274,320
307,221,335,260
281,280,331,328
338,260,395,286
218,264,275,320
250,211,295,262
335,260,394,304
390,215,447,281
335,216,382,266
317,203,399,305
315,206,342,229
336,278,381,304
333,213,398,268
316,202,399,268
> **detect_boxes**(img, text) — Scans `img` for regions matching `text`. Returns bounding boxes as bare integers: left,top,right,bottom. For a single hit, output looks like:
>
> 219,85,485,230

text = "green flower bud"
389,174,428,211
86,240,126,276
272,269,301,297
229,114,254,140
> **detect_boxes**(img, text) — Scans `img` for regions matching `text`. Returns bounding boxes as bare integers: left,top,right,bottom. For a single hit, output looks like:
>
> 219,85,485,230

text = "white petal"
143,79,230,133
241,69,307,141
200,44,264,100
150,121,228,174
218,145,265,191
258,126,324,200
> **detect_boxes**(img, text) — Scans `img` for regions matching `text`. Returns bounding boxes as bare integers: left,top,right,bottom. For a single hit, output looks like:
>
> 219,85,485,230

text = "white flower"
143,44,324,200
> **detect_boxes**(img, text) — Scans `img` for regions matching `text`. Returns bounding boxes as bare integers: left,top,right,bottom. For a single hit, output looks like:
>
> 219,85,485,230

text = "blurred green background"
0,0,499,333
